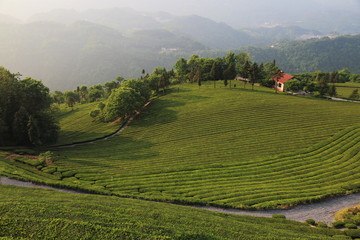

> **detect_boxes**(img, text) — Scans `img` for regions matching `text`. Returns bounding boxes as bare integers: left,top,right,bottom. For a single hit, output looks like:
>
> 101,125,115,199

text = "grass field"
0,185,346,240
55,102,120,145
335,83,360,99
1,82,360,209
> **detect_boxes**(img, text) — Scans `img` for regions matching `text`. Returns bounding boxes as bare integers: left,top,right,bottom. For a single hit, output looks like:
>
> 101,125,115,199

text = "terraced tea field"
1,83,360,209
0,185,345,240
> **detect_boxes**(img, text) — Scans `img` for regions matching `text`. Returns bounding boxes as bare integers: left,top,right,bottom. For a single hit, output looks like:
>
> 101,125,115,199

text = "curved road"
1,177,359,224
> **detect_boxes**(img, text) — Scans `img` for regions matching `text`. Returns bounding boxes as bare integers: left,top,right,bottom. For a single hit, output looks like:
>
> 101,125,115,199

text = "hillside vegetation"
246,35,360,74
0,185,346,240
1,83,359,209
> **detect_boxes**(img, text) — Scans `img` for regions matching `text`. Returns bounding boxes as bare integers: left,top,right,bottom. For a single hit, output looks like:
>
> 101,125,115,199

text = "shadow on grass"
55,107,81,121
135,98,186,127
56,135,159,167
56,130,112,145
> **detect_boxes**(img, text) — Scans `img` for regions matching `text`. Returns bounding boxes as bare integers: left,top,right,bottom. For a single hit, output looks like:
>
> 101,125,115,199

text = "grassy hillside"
55,102,120,145
0,185,345,240
1,83,359,209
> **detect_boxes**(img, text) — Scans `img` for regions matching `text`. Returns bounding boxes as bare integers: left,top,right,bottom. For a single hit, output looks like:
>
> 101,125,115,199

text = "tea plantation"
0,185,348,240
1,83,360,210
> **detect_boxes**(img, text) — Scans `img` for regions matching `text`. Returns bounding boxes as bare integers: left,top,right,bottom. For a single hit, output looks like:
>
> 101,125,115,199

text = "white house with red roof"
272,73,295,92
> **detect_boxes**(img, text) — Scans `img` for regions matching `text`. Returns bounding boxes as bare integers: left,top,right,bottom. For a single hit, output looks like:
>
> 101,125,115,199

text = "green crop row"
0,185,346,240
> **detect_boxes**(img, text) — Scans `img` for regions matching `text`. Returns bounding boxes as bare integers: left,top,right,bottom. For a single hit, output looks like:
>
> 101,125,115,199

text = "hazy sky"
1,0,360,24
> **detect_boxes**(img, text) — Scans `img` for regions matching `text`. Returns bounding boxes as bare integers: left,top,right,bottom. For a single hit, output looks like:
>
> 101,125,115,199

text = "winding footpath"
1,176,359,224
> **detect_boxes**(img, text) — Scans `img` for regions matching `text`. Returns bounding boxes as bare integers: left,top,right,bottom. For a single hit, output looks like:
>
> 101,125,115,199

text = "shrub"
331,235,351,240
317,222,328,228
39,151,56,165
333,221,345,229
272,214,286,219
42,167,57,174
344,229,360,238
306,219,316,226
61,170,77,178
175,233,221,240
90,109,100,118
345,223,357,229
344,219,357,225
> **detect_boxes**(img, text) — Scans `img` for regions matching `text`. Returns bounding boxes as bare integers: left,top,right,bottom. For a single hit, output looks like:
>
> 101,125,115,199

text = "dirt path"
199,193,360,224
0,177,85,194
1,176,359,224
330,97,360,103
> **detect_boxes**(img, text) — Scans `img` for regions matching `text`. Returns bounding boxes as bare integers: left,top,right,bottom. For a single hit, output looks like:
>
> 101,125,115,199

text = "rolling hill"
1,83,359,210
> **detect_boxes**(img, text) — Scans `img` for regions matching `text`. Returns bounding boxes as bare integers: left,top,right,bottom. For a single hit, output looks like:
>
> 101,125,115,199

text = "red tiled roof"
272,73,294,84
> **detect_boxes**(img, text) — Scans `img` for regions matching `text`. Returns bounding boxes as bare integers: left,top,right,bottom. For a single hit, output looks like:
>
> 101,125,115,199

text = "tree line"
172,53,281,89
291,69,360,98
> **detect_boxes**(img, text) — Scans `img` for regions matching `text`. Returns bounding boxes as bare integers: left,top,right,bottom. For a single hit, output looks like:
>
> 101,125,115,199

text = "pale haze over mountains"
0,0,360,90
1,0,360,31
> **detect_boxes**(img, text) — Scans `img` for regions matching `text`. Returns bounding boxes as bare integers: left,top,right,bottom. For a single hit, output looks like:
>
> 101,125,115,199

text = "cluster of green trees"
291,69,360,97
0,67,59,146
51,80,122,107
173,53,281,88
52,67,174,123
94,68,175,122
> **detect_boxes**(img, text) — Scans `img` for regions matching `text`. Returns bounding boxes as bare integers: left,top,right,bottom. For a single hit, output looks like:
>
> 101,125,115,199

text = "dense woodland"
246,35,360,74
0,67,59,147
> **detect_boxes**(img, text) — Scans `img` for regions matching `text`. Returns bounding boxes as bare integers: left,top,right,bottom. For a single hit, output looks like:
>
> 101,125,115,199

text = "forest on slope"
246,35,360,74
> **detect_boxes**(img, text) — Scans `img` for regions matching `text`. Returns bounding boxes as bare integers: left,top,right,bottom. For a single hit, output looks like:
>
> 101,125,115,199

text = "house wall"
275,82,285,92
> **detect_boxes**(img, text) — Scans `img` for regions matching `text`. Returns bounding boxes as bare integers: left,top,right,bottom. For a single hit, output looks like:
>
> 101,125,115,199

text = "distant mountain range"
0,20,204,90
0,8,359,90
28,8,324,49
